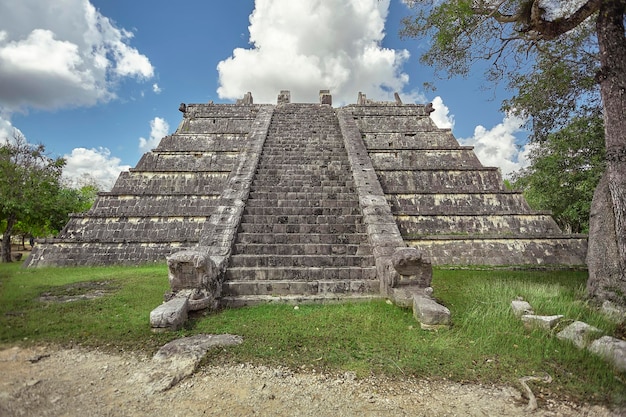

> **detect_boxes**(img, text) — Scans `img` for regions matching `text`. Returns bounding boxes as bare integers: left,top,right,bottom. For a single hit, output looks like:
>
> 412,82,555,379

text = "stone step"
236,232,368,245
258,154,348,160
254,171,354,179
249,185,356,194
250,180,355,189
220,293,381,308
222,279,380,297
233,243,371,256
256,163,351,171
258,161,350,167
252,176,352,185
258,152,348,157
243,206,361,216
259,153,347,159
255,166,351,173
260,147,346,153
229,254,375,268
237,223,367,234
224,266,378,281
239,214,364,225
244,199,360,208
248,191,359,201
262,142,345,148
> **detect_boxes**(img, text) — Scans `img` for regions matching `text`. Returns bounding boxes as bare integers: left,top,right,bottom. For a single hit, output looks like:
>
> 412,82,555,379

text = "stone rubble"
512,298,626,372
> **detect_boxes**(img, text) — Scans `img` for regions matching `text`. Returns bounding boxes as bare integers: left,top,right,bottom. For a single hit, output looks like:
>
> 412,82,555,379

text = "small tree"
0,133,65,262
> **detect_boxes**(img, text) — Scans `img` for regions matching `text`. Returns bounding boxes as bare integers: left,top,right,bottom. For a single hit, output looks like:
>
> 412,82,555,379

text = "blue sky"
0,0,530,190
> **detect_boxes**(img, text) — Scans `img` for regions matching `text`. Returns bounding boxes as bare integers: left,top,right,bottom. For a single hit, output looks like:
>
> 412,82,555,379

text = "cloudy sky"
0,0,531,190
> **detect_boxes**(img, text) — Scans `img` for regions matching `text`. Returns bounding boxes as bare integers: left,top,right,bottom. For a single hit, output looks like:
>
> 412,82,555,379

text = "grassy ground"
0,262,624,406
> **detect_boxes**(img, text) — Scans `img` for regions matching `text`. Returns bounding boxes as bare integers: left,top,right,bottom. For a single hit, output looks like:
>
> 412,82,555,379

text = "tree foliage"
513,113,605,233
1,134,65,262
402,1,600,80
401,0,626,305
504,25,600,140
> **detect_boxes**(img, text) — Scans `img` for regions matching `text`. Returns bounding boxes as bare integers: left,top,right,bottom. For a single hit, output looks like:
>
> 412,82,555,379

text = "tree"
402,0,626,306
0,133,65,262
513,113,605,233
503,19,601,142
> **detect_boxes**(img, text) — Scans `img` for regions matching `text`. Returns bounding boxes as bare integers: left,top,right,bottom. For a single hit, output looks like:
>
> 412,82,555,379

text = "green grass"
0,263,624,405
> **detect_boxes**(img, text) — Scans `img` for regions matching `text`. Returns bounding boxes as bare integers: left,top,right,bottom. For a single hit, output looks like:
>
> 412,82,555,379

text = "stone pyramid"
25,91,587,308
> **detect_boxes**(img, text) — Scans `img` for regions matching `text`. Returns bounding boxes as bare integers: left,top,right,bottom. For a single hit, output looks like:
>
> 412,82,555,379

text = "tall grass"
0,263,624,405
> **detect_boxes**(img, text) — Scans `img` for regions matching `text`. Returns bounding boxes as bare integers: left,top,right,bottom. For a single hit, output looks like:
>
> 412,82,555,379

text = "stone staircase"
27,91,587,275
222,104,378,305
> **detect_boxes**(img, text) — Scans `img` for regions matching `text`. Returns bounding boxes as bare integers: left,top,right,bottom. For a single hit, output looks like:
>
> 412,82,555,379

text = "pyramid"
25,91,587,307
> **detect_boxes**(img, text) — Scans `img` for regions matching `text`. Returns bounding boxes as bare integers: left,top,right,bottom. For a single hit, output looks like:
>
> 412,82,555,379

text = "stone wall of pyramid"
25,93,587,269
25,104,272,266
343,103,587,266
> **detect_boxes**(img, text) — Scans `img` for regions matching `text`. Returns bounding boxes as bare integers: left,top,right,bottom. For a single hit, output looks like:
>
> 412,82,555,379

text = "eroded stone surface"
130,334,243,394
150,297,189,331
588,336,626,372
26,93,586,272
511,300,534,317
521,314,563,330
413,295,450,328
556,321,603,349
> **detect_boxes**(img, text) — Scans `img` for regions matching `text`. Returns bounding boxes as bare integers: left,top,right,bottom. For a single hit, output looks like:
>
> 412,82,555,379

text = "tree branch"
531,0,602,40
473,0,603,40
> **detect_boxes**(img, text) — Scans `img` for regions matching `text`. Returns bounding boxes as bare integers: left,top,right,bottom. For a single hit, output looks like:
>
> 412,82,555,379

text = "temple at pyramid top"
25,90,586,274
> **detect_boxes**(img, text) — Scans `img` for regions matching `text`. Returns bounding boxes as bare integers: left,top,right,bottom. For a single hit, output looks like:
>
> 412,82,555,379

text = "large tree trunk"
1,213,15,263
587,0,626,306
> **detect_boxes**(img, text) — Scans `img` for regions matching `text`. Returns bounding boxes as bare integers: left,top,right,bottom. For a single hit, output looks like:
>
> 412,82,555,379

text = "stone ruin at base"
24,90,587,330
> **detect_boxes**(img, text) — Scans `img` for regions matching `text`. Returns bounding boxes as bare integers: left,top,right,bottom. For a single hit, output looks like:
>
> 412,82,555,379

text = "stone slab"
511,300,534,317
150,297,189,331
130,334,243,394
521,314,564,330
556,321,603,349
588,336,626,372
413,294,450,328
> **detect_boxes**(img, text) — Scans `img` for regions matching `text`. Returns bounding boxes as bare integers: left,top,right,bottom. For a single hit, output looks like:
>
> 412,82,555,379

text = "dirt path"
0,345,621,417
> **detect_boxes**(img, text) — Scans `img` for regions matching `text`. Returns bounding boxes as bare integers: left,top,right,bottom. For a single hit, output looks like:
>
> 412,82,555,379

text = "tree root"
519,373,553,411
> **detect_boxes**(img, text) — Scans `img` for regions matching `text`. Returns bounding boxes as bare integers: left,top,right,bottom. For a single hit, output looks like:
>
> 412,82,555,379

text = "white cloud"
63,147,130,191
139,117,170,152
0,115,21,141
217,0,418,105
458,114,531,179
152,83,162,94
0,0,153,112
429,96,454,129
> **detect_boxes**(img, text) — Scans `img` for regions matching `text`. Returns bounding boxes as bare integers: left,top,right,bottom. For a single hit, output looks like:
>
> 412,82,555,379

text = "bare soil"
1,345,622,417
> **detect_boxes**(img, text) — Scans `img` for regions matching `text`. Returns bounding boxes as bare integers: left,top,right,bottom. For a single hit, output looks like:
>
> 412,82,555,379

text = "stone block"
277,90,291,104
521,314,563,330
150,297,189,331
391,286,433,308
556,321,603,349
588,336,626,372
392,247,428,275
167,250,216,292
319,90,332,105
511,300,534,317
413,294,450,329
